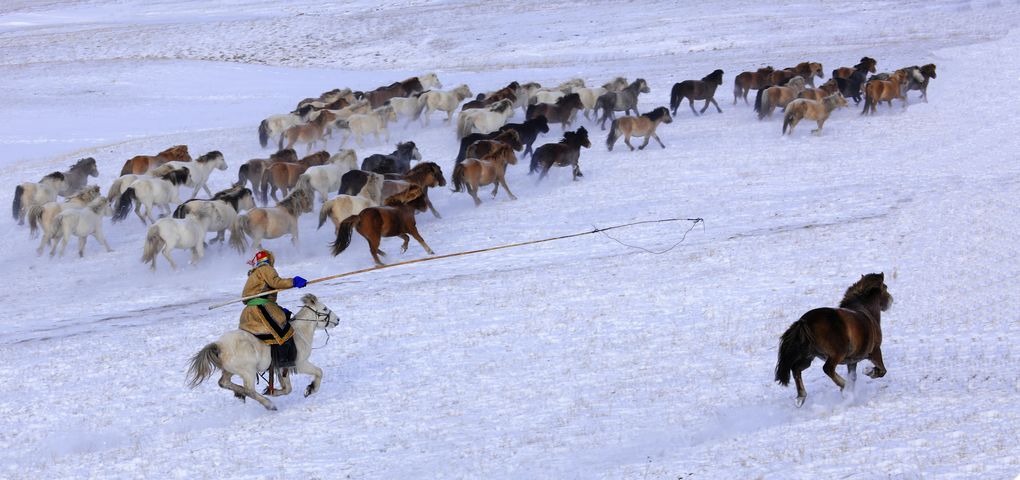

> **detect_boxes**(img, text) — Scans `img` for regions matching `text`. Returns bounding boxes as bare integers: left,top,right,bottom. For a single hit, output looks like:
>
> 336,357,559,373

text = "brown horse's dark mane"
270,148,297,162
839,273,885,308
196,151,223,163
403,162,440,184
642,107,669,122
701,69,725,84
277,188,309,216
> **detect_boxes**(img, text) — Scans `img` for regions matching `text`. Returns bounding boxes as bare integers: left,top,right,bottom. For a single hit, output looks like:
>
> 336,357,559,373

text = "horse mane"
196,151,223,163
70,157,96,171
68,185,100,203
701,69,724,84
301,293,319,306
642,107,669,122
159,167,190,186
384,185,423,206
42,171,65,182
212,186,252,211
555,93,581,106
159,145,190,160
277,188,309,216
405,161,439,180
839,273,885,308
271,148,297,162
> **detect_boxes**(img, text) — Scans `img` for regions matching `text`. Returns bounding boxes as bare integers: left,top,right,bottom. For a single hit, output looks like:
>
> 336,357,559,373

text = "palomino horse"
526,93,584,131
172,185,256,244
670,69,725,116
49,197,114,258
230,188,313,252
259,151,329,203
151,150,228,199
120,145,191,175
834,56,878,80
775,273,893,407
12,172,65,225
532,127,592,181
30,186,101,254
112,169,189,225
862,70,910,115
733,66,774,105
797,78,841,102
757,76,807,120
361,141,422,175
330,185,434,265
782,93,848,136
53,157,99,197
141,210,213,270
606,107,673,151
337,105,398,148
457,99,516,138
906,64,936,102
416,84,474,126
297,149,358,202
452,142,519,206
462,129,523,164
188,294,339,411
381,162,447,218
594,79,651,130
237,149,298,203
279,110,334,153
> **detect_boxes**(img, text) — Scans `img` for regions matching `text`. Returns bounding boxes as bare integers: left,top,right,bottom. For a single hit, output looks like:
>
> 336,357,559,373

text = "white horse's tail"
413,93,430,120
229,215,250,253
318,198,332,230
187,342,222,388
456,113,474,139
26,204,45,236
140,225,164,266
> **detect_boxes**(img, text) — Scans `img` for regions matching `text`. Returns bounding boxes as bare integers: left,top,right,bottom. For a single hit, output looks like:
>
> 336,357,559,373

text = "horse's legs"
792,361,810,407
134,203,147,225
822,356,848,391
688,98,699,116
367,235,385,266
572,162,583,181
273,369,293,396
847,362,858,385
398,233,410,253
624,134,636,151
811,119,825,135
638,134,652,150
217,372,247,401
76,235,87,258
710,97,722,113
162,244,178,270
293,359,323,397
497,175,517,200
239,371,276,411
190,242,204,265
407,225,435,255
425,195,442,219
864,347,887,378
468,183,482,206
700,99,711,114
653,133,666,149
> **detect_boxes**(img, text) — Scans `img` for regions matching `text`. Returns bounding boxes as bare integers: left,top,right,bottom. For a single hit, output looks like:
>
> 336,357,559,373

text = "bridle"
290,304,339,349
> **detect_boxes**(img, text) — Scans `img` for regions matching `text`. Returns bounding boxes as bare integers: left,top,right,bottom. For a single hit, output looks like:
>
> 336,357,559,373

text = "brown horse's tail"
606,119,621,150
259,119,270,148
187,342,222,388
140,224,164,267
237,163,250,189
12,185,24,221
775,320,814,386
330,214,360,256
120,159,133,176
451,162,466,192
229,215,250,253
861,87,874,115
757,91,772,120
669,84,682,114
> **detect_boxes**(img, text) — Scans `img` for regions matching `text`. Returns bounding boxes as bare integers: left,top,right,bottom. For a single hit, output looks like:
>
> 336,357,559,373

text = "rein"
290,305,337,349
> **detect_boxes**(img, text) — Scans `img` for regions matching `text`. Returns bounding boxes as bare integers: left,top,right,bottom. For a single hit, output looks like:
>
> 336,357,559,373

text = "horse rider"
238,249,308,393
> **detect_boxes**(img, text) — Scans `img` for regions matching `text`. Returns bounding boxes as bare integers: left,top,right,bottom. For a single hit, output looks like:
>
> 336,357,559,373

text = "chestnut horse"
462,129,523,164
381,162,446,218
669,69,724,116
732,66,774,105
330,185,435,265
451,142,518,206
862,70,909,115
775,273,893,407
237,149,298,204
531,127,592,181
120,145,191,175
259,151,329,203
757,76,806,120
279,110,334,153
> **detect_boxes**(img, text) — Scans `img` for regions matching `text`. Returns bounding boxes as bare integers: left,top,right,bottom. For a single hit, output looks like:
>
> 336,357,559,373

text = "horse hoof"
795,397,805,408
266,404,277,411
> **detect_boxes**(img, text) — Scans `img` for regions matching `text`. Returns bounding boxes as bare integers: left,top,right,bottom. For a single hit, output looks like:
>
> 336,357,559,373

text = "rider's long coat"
238,263,295,344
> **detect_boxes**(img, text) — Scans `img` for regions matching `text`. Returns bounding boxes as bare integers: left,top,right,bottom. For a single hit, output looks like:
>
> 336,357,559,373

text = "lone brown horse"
669,69,724,116
775,273,893,407
330,185,435,265
732,66,774,105
120,145,191,175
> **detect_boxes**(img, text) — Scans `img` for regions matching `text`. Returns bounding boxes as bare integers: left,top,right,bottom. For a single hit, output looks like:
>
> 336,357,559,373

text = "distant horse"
457,99,516,138
30,186,101,254
360,141,422,175
112,169,189,224
594,78,651,130
526,93,584,131
381,162,447,218
733,66,774,105
151,150,228,199
230,188,314,252
187,294,339,411
452,142,519,206
323,100,372,138
906,64,936,102
297,88,355,109
834,56,878,80
462,129,523,164
297,149,358,202
606,107,673,151
53,157,99,197
670,69,725,116
13,172,65,225
461,81,519,111
279,110,333,153
862,70,910,115
260,151,330,203
120,145,191,175
496,116,549,159
50,197,114,258
532,127,592,181
416,84,474,126
364,73,442,108
775,273,893,407
237,149,298,203
757,76,807,120
141,210,213,270
330,186,434,265
172,185,256,243
259,111,307,148
574,77,627,120
337,105,398,148
782,93,848,136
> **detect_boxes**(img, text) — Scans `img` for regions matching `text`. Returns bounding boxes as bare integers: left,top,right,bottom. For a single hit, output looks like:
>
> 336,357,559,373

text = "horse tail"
112,187,136,222
140,224,164,265
757,91,771,120
120,160,133,176
669,85,681,113
774,320,814,386
187,342,222,388
258,167,271,204
237,163,250,188
525,103,537,120
330,215,359,256
529,149,541,174
733,78,743,103
229,215,250,253
456,113,472,139
27,204,44,235
606,119,621,150
317,199,331,230
172,200,191,219
754,88,766,114
782,108,794,135
412,93,429,120
12,185,24,220
258,119,270,148
451,162,466,192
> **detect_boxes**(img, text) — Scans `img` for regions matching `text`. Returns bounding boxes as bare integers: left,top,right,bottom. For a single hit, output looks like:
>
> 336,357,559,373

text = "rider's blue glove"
292,276,308,288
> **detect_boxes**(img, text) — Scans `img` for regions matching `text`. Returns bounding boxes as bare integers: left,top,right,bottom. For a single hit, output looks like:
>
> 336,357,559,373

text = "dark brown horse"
259,151,329,203
525,93,584,130
461,82,520,111
381,162,446,218
531,127,592,181
775,273,893,407
120,145,191,175
330,185,434,265
364,74,441,108
463,129,523,163
834,56,877,80
732,66,774,105
238,149,298,204
669,69,724,116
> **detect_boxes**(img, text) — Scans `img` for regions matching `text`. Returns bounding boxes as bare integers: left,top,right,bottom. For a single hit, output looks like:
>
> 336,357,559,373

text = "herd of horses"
12,58,924,407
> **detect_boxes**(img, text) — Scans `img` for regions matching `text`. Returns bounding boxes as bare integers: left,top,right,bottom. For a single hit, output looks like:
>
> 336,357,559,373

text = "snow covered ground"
2,0,1020,478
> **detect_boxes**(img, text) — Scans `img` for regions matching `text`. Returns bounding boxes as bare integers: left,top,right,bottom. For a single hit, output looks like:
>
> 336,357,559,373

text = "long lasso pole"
207,217,703,310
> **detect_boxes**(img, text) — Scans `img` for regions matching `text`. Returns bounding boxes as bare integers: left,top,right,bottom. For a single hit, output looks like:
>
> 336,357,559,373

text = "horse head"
634,78,651,93
297,294,339,329
921,64,936,79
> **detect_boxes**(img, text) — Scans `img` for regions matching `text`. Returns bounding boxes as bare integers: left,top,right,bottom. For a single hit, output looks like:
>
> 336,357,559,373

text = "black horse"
360,141,422,175
531,127,592,182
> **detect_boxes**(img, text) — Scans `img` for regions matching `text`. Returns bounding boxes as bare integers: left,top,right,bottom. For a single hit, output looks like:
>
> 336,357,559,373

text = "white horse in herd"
151,150,228,199
229,188,313,252
172,185,257,244
456,99,515,138
49,197,114,258
112,171,187,225
337,105,398,147
29,185,101,253
297,149,358,202
141,210,212,270
12,172,65,225
416,84,473,126
187,294,339,410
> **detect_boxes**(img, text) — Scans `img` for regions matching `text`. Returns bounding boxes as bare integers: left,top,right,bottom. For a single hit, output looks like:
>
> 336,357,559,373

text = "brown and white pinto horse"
120,145,191,175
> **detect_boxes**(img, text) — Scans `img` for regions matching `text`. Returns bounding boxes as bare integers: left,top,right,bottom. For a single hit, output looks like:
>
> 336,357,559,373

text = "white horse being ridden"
12,172,65,225
416,84,473,126
29,186,101,253
140,211,212,270
456,99,515,138
187,294,339,411
298,149,358,202
112,175,184,225
172,186,256,243
338,105,398,147
152,151,228,199
50,197,114,258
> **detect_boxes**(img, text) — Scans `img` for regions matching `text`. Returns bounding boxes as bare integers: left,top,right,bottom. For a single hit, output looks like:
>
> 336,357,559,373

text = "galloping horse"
172,185,256,244
532,127,592,181
452,142,519,206
151,150,228,199
606,107,673,151
416,84,474,126
361,141,422,175
775,273,893,407
237,149,298,203
330,186,435,265
53,157,99,197
462,129,523,164
904,64,937,102
526,93,584,131
259,151,329,203
120,145,191,175
457,99,515,138
834,56,878,80
364,73,442,108
782,93,848,136
733,66,774,105
381,162,447,218
49,197,114,258
862,70,910,115
230,188,314,252
757,76,807,120
29,186,101,253
594,79,651,130
13,172,65,225
112,169,189,225
670,69,725,116
141,210,212,270
787,61,824,87
188,294,339,411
